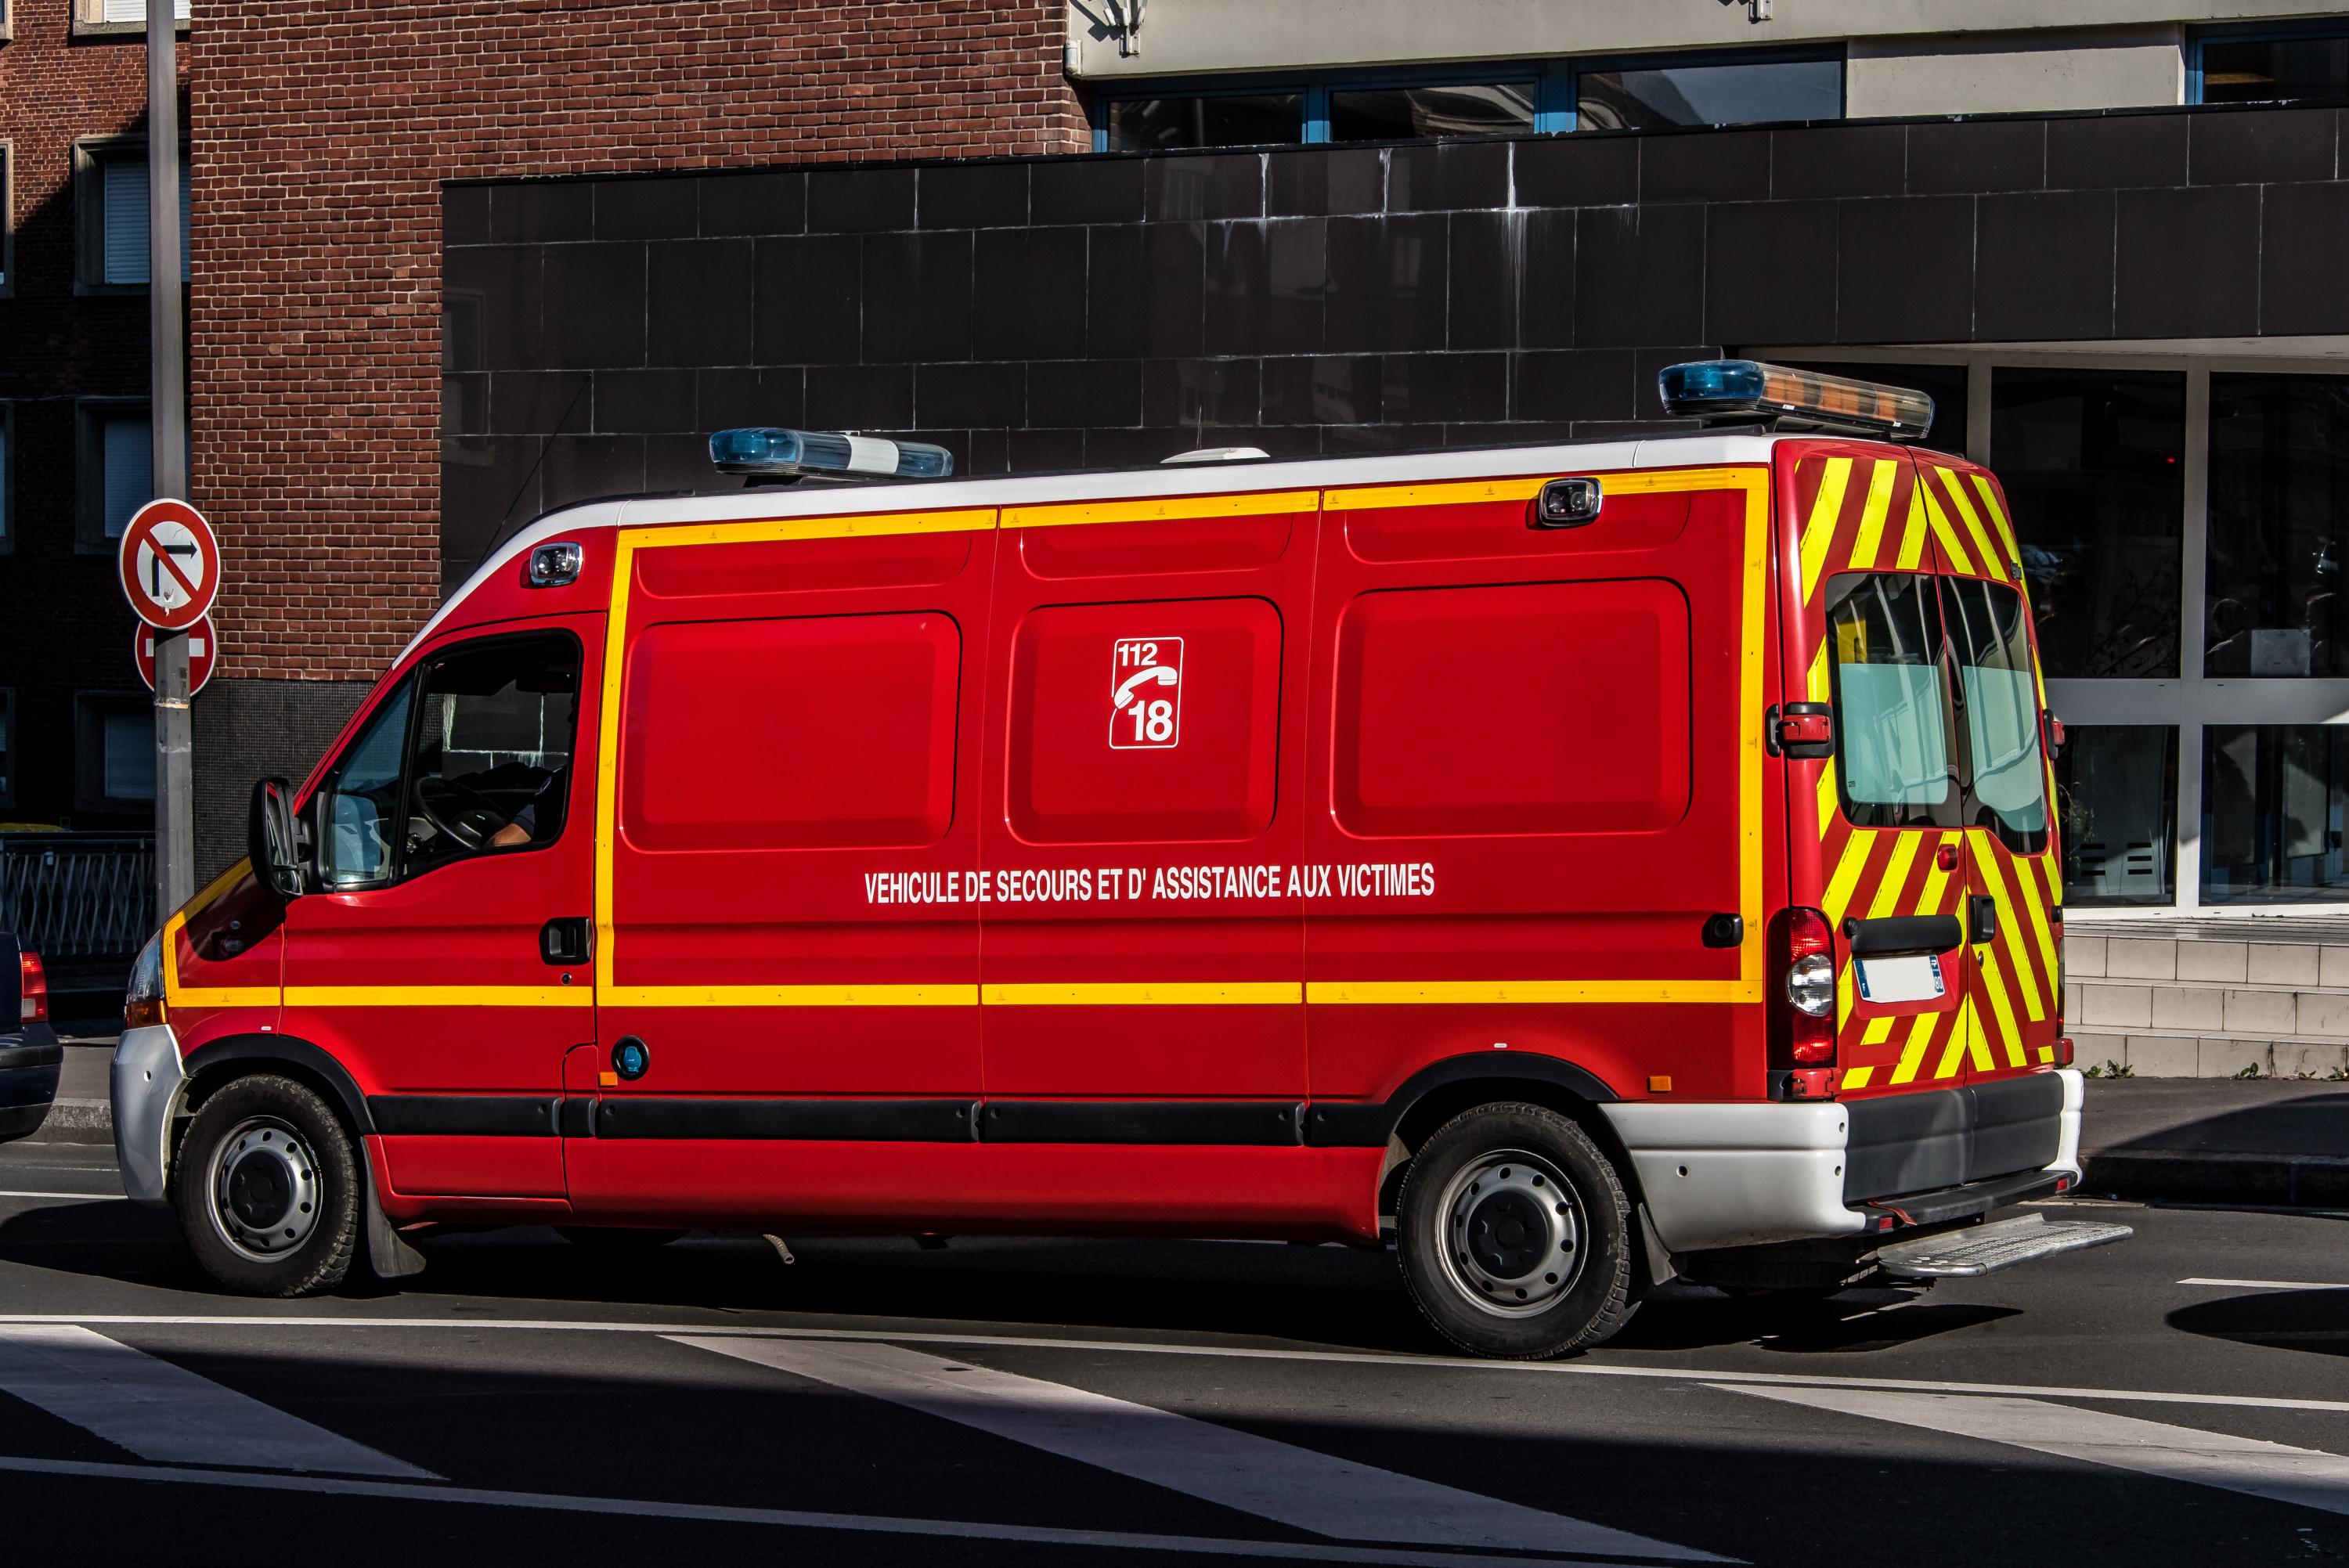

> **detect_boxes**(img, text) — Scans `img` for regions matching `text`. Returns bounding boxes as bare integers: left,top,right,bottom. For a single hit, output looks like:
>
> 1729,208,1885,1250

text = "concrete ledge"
2084,1149,2349,1208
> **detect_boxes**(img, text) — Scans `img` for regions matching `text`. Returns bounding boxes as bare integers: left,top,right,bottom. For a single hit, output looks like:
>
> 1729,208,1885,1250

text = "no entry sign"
136,616,218,697
117,498,220,630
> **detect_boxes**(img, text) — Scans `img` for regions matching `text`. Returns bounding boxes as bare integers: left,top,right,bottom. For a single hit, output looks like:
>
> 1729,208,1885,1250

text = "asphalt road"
0,1141,2344,1566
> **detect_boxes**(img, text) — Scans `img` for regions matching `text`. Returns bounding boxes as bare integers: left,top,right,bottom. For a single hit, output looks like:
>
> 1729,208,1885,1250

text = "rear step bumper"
1875,1212,2134,1279
1603,1069,2084,1254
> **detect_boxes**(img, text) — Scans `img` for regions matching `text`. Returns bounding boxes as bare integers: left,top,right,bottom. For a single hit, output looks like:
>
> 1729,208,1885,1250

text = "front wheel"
1395,1101,1638,1359
173,1074,361,1296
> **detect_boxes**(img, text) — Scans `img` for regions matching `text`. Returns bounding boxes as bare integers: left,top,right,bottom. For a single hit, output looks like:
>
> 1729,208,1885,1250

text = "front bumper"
1601,1069,2084,1254
110,1025,185,1205
0,1038,62,1144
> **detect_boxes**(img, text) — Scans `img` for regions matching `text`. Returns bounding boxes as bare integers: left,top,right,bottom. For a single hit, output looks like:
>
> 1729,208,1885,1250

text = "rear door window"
1823,572,1959,827
1942,576,2051,852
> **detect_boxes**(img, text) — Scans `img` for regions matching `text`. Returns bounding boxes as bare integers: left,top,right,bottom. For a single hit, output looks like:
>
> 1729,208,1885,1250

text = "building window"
2194,23,2349,105
1573,55,1844,132
74,138,189,292
1093,48,1843,150
74,695,154,813
0,404,13,553
2058,726,2178,907
2205,374,2349,678
76,401,186,553
2203,724,2349,905
69,0,188,38
1990,369,2185,680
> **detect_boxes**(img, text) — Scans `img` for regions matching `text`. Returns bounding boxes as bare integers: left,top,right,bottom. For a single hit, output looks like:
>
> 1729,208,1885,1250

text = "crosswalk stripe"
0,1325,433,1478
673,1335,1725,1562
0,1454,1670,1568
1719,1385,2349,1518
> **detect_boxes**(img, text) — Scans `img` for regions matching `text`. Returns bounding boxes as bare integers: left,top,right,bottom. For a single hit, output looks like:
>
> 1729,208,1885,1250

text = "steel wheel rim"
1433,1148,1586,1318
206,1116,323,1263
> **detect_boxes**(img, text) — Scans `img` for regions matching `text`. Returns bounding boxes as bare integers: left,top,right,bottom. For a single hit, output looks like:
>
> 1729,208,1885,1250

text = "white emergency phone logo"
1110,637,1184,749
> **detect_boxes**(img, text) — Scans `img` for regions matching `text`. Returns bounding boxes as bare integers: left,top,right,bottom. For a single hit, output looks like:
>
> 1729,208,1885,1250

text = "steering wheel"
416,775,508,852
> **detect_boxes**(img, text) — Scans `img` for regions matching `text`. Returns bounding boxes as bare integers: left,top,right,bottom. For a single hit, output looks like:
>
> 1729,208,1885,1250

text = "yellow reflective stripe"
1977,947,2027,1067
987,982,1301,1007
1305,979,1761,1005
285,986,595,1008
610,984,976,1008
186,856,252,917
1934,467,2004,579
172,988,278,1010
1807,643,1831,704
1914,831,1960,915
1822,830,1876,926
1837,958,1854,1029
1971,471,2021,563
1866,832,1926,921
1921,486,1976,576
1965,994,1997,1072
1861,1015,1896,1046
1936,1004,1975,1080
1799,457,1853,604
1891,1012,1938,1084
1005,491,1316,528
1974,845,2043,1022
1893,486,1929,570
619,509,995,551
1320,478,1543,512
1841,1065,1875,1090
2037,1044,2056,1065
2014,852,2061,982
1815,766,1839,840
1846,459,1898,571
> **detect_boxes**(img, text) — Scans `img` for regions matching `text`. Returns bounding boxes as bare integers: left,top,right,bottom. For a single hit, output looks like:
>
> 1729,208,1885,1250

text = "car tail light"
19,950,47,1025
124,932,165,1030
1778,907,1837,1070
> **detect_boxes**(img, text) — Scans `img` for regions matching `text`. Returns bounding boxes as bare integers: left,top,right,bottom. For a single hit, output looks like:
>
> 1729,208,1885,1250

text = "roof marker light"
1657,359,1934,441
708,427,954,481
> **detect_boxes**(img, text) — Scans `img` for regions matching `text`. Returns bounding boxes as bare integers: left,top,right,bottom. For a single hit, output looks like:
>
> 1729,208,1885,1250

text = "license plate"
1855,952,1946,1004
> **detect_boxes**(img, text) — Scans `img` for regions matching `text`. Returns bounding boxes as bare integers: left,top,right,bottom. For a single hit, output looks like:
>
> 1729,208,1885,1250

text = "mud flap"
1636,1203,1679,1289
363,1148,428,1280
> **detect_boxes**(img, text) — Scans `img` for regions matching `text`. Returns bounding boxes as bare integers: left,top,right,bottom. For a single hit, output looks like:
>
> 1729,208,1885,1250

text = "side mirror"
248,777,306,899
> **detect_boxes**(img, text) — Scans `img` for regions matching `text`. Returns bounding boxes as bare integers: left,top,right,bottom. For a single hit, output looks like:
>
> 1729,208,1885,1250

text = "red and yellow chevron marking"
1791,453,1916,611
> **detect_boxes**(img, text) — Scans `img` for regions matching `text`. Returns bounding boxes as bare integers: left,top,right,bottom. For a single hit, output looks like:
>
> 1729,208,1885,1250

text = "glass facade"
2206,374,2349,677
2200,33,2349,104
1990,369,2185,680
1106,95,1305,152
1330,84,1534,141
2204,725,2349,903
1574,57,1842,132
2058,726,2177,907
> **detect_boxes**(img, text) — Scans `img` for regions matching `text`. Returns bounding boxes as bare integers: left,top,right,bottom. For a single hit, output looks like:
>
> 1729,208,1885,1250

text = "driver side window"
314,633,582,889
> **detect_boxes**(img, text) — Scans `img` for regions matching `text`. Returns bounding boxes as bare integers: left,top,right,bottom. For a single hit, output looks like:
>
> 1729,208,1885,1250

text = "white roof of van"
406,431,1785,663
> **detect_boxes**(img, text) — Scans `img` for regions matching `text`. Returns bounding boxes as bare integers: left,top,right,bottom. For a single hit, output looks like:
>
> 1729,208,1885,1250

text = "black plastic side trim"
1864,1168,2062,1229
1304,1053,1618,1148
1845,1072,2066,1203
557,1097,594,1138
597,1097,980,1143
182,1035,377,1136
369,1095,561,1137
0,1043,64,1072
982,1101,1304,1146
1843,914,1961,955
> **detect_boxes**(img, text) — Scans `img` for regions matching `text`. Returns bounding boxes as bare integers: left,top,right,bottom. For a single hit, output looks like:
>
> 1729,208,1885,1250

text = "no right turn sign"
117,499,221,631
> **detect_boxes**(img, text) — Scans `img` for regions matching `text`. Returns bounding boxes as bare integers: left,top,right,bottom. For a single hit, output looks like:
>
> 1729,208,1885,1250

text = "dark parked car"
0,935,58,1144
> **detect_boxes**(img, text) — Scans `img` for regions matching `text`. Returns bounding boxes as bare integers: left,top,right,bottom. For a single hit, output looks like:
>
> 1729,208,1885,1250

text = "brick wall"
0,0,184,827
189,0,1086,683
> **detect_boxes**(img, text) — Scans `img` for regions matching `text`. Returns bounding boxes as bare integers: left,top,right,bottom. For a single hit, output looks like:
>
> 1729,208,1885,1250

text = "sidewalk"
30,1040,2349,1208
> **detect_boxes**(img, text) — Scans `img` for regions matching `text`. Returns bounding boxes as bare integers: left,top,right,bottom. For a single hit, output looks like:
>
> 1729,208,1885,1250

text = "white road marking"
675,1335,1723,1562
0,1453,1685,1568
0,1325,433,1478
0,1314,2341,1418
2181,1278,2349,1292
1723,1385,2349,1518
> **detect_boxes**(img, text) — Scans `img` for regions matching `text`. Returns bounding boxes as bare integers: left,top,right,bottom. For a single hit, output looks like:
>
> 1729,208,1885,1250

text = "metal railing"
0,834,155,969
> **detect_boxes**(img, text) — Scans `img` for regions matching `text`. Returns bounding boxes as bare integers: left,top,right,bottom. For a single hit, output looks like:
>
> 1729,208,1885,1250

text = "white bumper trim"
2046,1067,2085,1184
110,1025,184,1206
1600,1101,1868,1253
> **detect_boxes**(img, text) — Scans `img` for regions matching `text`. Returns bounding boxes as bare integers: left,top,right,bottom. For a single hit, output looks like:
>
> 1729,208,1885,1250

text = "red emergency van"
115,362,2127,1357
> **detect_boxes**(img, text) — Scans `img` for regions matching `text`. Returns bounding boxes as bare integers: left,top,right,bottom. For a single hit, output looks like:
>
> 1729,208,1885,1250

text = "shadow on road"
2167,1288,2349,1358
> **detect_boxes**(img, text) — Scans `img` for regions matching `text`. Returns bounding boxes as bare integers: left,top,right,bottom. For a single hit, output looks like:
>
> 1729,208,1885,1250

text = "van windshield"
1944,575,2051,845
1824,573,1958,827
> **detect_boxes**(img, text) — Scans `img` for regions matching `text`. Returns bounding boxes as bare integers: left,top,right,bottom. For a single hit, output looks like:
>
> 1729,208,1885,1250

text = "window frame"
69,0,188,40
73,691,157,816
74,396,150,555
72,133,189,296
2188,17,2349,106
1088,44,1846,151
309,628,586,893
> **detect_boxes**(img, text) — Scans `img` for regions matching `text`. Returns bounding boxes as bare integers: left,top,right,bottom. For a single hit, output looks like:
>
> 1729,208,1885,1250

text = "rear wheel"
1396,1101,1637,1359
173,1074,360,1297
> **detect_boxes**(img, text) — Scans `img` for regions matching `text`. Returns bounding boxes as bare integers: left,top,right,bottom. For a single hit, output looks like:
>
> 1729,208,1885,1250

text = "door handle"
1966,896,1997,946
540,917,592,966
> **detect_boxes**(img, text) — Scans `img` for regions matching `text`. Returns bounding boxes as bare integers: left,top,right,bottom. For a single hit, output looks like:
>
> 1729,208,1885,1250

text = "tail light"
124,932,166,1031
19,950,48,1025
1777,907,1837,1066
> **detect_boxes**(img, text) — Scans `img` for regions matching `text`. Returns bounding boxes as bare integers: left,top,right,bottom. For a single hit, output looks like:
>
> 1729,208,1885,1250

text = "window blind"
102,414,153,539
99,157,190,285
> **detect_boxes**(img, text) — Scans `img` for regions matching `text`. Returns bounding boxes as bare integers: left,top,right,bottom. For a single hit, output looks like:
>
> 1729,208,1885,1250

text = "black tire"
1395,1101,1638,1359
557,1226,687,1250
172,1073,360,1297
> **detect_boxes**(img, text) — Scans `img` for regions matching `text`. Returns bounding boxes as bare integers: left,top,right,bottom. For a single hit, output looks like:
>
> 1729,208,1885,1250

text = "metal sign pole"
148,0,192,919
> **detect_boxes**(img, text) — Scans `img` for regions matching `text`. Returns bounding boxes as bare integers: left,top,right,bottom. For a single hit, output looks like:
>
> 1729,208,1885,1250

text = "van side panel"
1304,469,1771,1110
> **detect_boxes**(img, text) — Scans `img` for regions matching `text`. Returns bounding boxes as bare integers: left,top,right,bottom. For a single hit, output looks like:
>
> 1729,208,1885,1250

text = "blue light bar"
1657,359,1934,439
709,427,954,480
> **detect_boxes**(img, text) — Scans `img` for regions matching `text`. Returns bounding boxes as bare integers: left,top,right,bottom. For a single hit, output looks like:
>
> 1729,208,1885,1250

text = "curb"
35,1100,114,1147
2083,1149,2349,1208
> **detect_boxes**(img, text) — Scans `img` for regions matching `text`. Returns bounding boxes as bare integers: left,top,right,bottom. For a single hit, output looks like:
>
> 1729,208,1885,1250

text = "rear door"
1785,445,1972,1097
1918,460,2064,1086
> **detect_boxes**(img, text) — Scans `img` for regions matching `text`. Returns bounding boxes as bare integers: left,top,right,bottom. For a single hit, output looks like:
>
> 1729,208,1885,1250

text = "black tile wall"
444,109,2349,576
